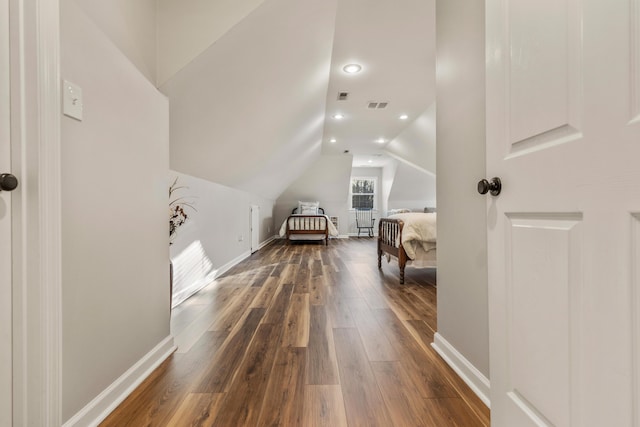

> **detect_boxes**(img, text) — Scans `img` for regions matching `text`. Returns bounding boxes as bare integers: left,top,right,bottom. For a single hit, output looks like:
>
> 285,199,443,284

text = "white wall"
169,171,275,307
61,1,170,421
435,0,489,377
69,0,157,83
157,0,266,85
275,154,352,236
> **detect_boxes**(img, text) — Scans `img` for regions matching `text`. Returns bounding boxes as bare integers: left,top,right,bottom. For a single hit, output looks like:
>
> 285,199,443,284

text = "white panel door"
0,0,12,423
486,0,640,426
251,205,259,253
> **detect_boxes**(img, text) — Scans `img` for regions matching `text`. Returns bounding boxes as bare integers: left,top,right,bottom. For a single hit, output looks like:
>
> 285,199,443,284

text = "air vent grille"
337,92,349,101
367,101,389,109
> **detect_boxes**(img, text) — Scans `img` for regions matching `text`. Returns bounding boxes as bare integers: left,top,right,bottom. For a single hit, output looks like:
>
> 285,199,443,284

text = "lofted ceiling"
158,0,436,200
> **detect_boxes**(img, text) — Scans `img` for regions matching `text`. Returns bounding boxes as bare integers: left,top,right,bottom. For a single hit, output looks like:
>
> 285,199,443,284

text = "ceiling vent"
337,92,349,101
367,101,389,109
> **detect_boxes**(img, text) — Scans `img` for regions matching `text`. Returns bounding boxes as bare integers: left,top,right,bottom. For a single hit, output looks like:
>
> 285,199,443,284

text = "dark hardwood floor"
101,238,489,426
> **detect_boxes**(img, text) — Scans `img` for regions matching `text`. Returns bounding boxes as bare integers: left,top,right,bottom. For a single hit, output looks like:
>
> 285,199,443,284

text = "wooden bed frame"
377,218,408,283
285,207,329,245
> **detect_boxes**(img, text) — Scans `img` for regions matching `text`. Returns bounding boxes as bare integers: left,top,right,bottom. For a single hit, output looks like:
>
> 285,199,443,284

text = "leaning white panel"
632,214,640,427
631,0,640,124
506,0,582,155
505,213,582,427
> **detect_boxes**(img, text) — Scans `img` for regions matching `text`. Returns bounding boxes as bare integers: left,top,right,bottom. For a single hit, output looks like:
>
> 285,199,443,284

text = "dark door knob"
477,177,501,196
0,173,19,192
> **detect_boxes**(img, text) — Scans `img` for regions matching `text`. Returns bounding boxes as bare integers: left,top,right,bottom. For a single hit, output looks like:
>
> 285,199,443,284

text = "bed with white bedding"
378,212,436,284
279,202,339,245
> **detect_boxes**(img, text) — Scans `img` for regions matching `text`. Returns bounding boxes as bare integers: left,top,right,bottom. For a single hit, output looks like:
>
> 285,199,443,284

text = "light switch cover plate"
63,79,83,121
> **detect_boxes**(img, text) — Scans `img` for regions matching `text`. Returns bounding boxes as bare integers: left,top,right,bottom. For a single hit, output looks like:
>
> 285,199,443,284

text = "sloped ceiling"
71,0,157,83
385,103,436,174
277,154,353,203
159,0,338,200
389,162,437,207
156,0,267,86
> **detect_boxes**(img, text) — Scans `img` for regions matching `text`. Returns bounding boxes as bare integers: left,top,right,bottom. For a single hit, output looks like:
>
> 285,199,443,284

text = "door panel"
0,0,11,423
508,0,581,149
506,214,582,426
251,205,259,253
487,0,639,425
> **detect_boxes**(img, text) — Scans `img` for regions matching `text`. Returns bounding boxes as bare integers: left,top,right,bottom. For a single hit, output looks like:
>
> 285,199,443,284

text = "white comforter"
278,214,339,238
387,212,436,259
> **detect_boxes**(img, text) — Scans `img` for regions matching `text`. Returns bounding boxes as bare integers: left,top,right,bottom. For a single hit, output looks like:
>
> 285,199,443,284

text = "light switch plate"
63,80,83,121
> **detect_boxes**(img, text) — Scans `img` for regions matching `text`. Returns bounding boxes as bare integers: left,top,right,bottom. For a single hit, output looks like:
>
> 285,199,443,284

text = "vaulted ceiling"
159,0,436,200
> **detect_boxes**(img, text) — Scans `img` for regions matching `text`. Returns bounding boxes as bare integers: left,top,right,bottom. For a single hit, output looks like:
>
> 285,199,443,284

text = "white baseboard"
216,250,251,277
174,242,271,309
63,336,176,427
258,235,276,250
432,332,491,408
174,244,265,308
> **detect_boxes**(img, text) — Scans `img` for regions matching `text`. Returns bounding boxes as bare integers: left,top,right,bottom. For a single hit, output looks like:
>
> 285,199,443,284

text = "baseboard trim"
173,245,264,309
63,335,176,427
217,250,251,277
258,235,276,250
432,333,491,408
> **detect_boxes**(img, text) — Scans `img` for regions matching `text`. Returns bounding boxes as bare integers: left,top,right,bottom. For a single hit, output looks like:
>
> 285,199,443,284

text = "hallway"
101,238,489,426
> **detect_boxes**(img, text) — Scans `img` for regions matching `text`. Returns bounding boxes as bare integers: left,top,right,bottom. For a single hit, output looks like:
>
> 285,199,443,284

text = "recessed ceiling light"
368,160,373,163
333,113,344,120
343,64,362,74
376,138,386,144
329,138,337,143
399,114,409,120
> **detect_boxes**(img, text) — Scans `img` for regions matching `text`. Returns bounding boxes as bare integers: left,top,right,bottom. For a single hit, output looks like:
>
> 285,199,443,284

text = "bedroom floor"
101,238,489,426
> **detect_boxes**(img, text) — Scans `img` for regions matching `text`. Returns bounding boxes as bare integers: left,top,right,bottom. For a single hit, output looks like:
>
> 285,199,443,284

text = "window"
350,177,376,209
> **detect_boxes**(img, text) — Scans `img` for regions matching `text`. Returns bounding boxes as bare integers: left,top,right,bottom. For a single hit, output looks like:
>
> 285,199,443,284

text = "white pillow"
298,200,319,214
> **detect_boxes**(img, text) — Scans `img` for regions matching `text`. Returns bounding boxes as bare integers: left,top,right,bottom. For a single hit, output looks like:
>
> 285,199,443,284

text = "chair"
355,209,375,237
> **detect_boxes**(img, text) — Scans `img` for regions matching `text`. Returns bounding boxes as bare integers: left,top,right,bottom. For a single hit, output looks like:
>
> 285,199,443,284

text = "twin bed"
378,212,437,284
278,204,338,245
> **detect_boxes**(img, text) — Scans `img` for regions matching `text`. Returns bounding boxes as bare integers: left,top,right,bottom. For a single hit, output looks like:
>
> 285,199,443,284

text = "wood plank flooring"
101,238,490,426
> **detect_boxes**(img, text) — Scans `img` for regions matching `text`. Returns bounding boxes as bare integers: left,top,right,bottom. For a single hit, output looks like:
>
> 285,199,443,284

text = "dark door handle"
0,173,19,192
477,177,501,196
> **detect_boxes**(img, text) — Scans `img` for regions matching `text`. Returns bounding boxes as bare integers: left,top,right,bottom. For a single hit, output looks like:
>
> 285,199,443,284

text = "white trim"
62,336,176,427
431,332,491,408
173,240,274,309
10,0,62,424
38,0,62,423
216,250,251,276
632,213,640,427
172,247,257,308
258,235,276,250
